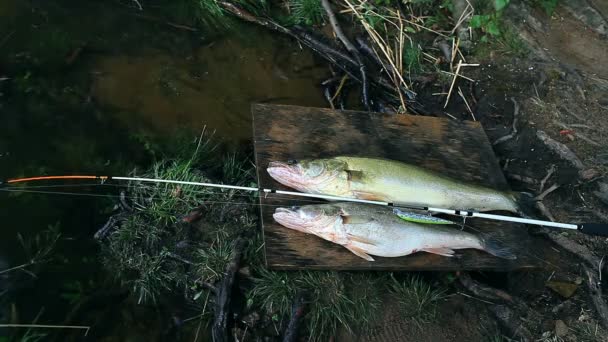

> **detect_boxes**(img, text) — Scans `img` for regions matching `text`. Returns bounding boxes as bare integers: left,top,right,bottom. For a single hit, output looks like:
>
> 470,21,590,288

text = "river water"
0,0,325,338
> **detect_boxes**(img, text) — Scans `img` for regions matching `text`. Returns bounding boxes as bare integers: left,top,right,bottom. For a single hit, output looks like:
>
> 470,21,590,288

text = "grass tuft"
249,270,381,340
100,130,257,305
390,274,446,323
288,0,325,26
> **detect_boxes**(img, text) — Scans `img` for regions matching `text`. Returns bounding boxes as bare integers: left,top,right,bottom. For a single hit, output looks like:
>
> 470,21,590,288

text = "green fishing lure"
393,208,453,225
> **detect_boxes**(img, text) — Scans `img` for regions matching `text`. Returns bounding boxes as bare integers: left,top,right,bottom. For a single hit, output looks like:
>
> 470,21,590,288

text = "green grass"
473,25,528,58
100,131,257,305
390,274,446,324
249,270,382,340
404,42,423,74
289,0,325,26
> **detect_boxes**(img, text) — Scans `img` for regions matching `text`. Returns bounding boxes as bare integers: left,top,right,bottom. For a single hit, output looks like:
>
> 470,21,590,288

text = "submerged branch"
282,291,307,342
212,237,246,342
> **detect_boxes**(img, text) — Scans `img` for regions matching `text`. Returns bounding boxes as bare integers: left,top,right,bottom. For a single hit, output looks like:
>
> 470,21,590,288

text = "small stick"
0,261,34,275
0,324,90,336
443,112,458,120
458,86,475,120
493,98,520,145
323,87,335,109
331,74,349,103
536,202,556,222
539,165,556,193
0,30,15,48
505,173,538,186
194,291,211,342
444,60,462,108
439,70,475,82
131,0,143,10
457,291,495,305
535,183,560,201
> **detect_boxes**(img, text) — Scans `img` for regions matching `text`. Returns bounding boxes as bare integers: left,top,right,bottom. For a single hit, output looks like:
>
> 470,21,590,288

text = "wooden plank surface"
252,103,537,271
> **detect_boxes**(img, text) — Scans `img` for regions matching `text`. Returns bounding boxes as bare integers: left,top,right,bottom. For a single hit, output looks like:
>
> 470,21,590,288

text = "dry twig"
322,0,369,109
212,238,245,342
494,98,520,145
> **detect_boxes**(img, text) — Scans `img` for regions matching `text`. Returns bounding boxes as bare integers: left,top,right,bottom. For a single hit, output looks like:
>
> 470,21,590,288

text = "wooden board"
252,104,537,271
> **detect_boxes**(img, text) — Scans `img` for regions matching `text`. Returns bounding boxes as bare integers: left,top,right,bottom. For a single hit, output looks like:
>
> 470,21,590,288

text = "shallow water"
0,0,325,338
91,35,327,140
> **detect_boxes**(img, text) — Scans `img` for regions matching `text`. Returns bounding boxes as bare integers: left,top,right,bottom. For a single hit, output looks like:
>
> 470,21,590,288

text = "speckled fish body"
267,156,521,213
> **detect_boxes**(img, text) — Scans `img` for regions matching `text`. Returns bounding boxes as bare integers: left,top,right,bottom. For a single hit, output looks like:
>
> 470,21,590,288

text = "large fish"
273,202,516,261
267,156,529,213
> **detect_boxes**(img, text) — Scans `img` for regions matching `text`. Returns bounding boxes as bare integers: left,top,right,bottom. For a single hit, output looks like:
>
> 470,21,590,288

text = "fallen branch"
322,0,370,110
459,273,535,341
584,266,608,329
94,212,127,240
540,229,600,268
219,2,361,84
212,237,245,342
494,98,520,145
536,130,585,170
282,291,307,342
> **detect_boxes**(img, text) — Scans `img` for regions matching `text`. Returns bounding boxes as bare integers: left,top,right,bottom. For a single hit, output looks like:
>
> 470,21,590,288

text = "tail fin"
480,233,517,260
512,191,537,218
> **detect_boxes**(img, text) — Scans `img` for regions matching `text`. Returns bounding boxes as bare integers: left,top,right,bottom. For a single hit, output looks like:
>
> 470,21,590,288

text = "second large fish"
273,202,516,261
268,156,529,213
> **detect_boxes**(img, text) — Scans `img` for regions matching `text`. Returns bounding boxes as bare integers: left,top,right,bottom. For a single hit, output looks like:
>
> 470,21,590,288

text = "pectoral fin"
347,234,377,246
421,247,456,257
351,191,384,201
345,245,375,261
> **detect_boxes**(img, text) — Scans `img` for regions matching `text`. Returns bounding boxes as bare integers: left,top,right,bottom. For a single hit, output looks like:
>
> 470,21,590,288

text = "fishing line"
0,187,558,267
0,188,311,209
2,174,606,236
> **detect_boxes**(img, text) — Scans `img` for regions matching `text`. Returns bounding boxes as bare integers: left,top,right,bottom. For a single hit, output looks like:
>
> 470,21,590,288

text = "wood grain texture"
252,104,538,270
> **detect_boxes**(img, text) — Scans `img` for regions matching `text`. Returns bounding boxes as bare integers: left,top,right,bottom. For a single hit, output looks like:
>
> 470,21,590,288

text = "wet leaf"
494,0,510,12
469,15,484,28
486,20,501,36
546,280,578,298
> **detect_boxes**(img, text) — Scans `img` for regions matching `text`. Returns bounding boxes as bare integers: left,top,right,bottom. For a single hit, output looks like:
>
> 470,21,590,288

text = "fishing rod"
1,175,607,236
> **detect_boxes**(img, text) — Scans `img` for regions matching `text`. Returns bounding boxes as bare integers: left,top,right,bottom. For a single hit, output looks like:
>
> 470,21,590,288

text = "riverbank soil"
338,1,608,340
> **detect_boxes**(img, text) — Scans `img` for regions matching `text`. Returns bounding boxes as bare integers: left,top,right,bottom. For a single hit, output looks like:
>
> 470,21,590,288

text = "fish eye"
287,159,298,165
305,161,324,177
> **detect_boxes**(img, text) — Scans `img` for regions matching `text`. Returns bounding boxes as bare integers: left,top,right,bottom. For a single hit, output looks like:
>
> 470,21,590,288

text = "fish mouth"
273,207,307,232
267,162,304,187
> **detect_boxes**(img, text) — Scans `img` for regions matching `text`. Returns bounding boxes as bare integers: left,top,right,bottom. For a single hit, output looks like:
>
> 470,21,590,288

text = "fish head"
267,158,350,195
273,204,348,244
